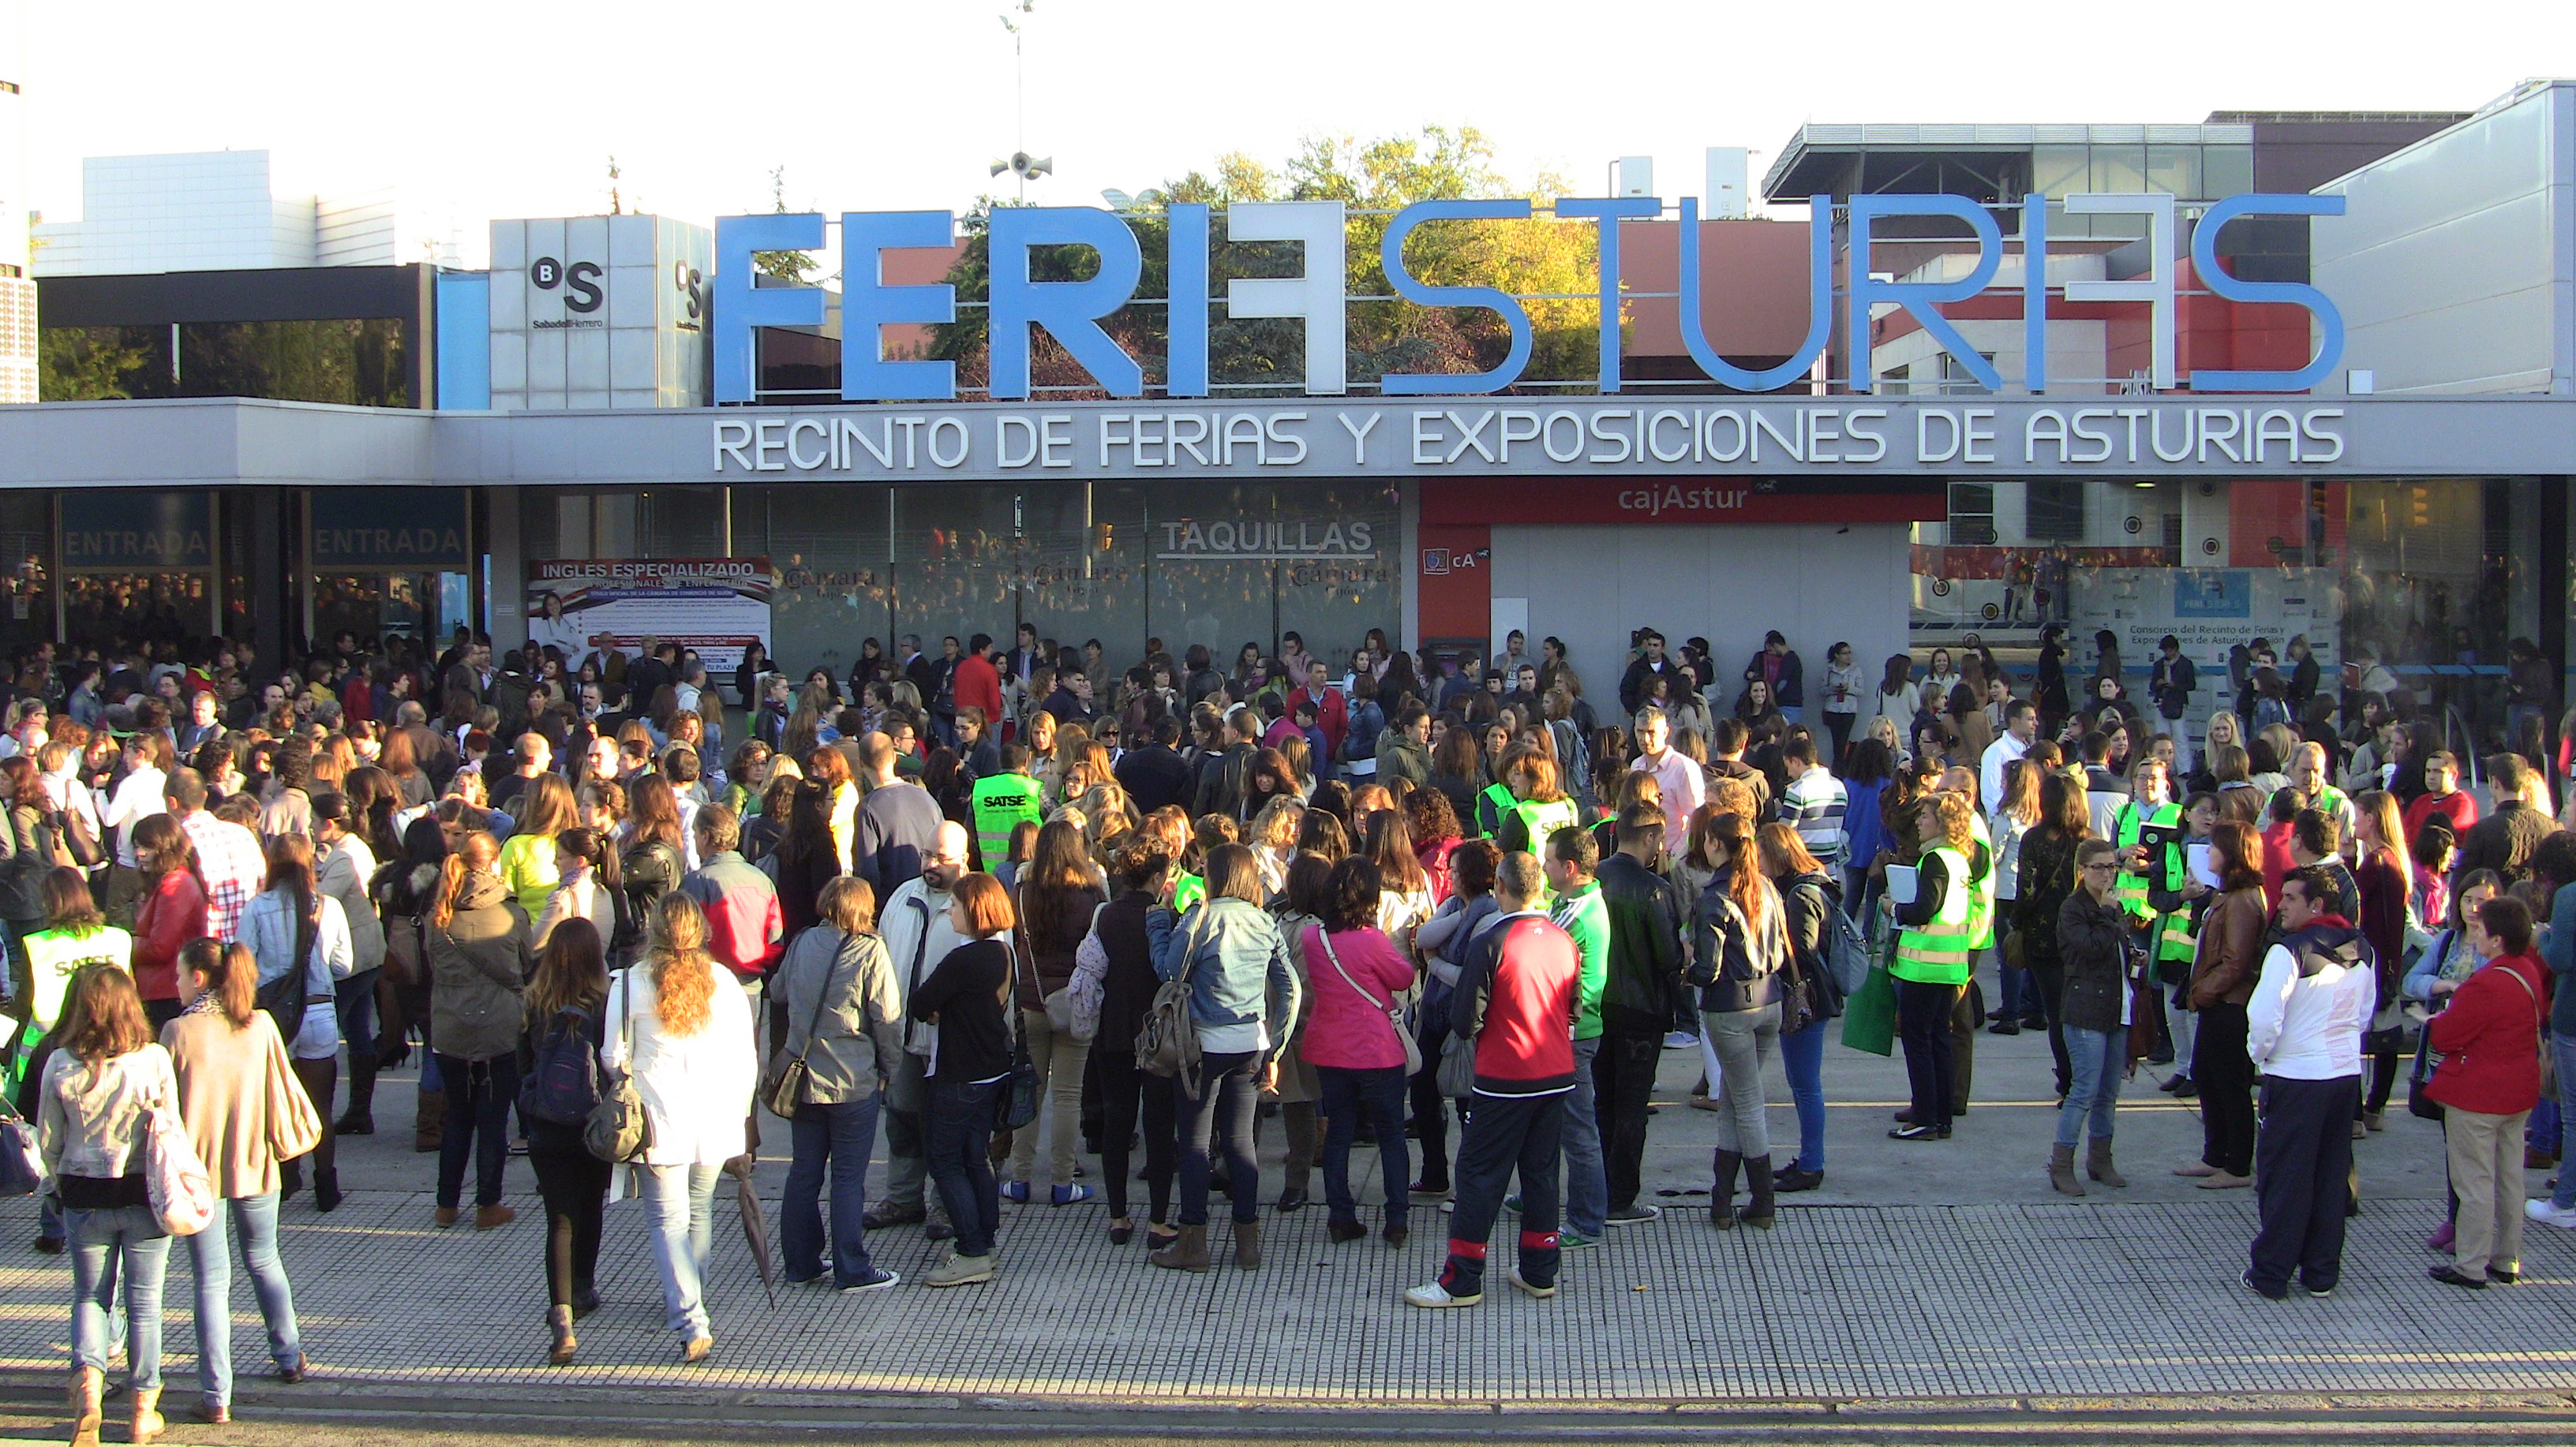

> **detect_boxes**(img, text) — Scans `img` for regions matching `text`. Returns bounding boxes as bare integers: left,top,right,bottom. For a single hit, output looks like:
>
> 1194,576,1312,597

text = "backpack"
519,1004,604,1126
1549,719,1590,795
1136,907,1210,1079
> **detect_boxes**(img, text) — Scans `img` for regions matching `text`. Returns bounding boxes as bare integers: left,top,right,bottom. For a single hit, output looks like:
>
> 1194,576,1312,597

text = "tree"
39,327,152,402
755,165,821,284
924,125,1601,398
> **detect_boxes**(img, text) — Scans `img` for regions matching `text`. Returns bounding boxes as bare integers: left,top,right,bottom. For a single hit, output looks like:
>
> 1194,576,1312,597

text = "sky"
17,0,2576,267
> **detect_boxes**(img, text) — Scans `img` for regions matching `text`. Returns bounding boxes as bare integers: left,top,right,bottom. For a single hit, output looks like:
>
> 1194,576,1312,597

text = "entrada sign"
713,192,2346,405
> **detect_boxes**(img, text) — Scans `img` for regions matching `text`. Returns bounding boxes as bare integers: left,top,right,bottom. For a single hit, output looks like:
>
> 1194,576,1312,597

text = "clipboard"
1885,864,1919,907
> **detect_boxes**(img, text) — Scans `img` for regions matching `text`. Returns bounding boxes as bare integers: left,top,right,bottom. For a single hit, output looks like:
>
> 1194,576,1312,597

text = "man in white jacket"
866,821,970,1239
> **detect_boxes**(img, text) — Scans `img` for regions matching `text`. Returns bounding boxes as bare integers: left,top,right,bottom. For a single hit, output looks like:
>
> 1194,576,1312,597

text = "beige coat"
162,1007,323,1199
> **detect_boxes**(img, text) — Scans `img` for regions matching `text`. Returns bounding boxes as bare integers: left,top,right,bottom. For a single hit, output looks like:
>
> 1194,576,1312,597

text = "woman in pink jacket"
1301,856,1421,1248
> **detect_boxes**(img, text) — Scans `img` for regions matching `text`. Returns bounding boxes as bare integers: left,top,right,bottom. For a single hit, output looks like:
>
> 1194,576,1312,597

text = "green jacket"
1551,879,1609,1041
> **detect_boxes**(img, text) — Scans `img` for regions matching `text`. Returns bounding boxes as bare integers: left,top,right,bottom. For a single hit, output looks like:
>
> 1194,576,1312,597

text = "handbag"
265,1028,325,1161
1840,963,1898,1056
997,935,1040,1131
762,935,837,1120
0,1097,39,1197
142,1091,215,1236
1064,905,1109,1045
255,903,320,1045
583,967,654,1163
1436,1028,1477,1097
1316,924,1422,1076
1135,906,1210,1079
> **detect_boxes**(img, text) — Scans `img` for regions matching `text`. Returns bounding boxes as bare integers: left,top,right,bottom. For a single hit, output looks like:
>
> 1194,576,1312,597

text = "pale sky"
20,0,2575,266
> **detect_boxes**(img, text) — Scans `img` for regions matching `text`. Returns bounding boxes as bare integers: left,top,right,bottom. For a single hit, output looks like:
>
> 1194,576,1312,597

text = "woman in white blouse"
601,892,756,1365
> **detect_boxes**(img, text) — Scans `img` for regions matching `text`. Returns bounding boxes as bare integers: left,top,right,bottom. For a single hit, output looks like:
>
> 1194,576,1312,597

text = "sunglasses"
2083,862,2119,874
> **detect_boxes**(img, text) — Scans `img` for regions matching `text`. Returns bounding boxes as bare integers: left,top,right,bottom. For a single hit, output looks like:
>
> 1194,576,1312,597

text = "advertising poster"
526,558,772,673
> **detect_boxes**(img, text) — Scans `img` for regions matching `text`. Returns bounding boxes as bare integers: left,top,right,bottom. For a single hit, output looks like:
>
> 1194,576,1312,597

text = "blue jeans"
2055,1026,2125,1149
335,968,380,1065
1780,705,1803,724
1316,1064,1409,1232
1994,922,2031,1022
2550,1033,2576,1210
69,1204,170,1389
926,1078,1002,1256
783,1095,882,1286
1176,1050,1260,1227
1778,1016,1827,1172
639,1163,721,1340
187,1191,299,1405
435,1053,518,1209
1562,1035,1606,1236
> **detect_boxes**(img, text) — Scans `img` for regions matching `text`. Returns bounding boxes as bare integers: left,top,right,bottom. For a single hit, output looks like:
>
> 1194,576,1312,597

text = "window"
1947,482,1996,546
2025,479,2086,542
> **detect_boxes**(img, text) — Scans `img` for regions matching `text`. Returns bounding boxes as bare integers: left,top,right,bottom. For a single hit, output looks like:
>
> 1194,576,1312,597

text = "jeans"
530,1142,610,1311
2194,1003,2256,1176
2165,985,2197,1079
1994,922,2033,1023
69,1204,169,1389
186,1191,298,1406
1896,979,1958,1130
881,1051,933,1216
638,1162,721,1340
335,967,380,1065
1097,1049,1176,1224
2054,1026,2125,1149
1778,1015,1827,1172
1561,1035,1607,1237
1702,1004,1782,1159
1176,1049,1261,1226
1440,1090,1563,1299
2551,1033,2576,1211
926,1078,1002,1257
1410,991,1460,1190
435,1053,519,1209
1593,1032,1662,1208
783,1095,881,1286
1006,1006,1089,1191
1316,1064,1409,1232
2248,1074,2359,1296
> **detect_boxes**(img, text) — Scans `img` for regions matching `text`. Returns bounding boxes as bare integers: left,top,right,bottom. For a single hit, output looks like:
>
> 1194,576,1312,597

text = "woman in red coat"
2425,895,2550,1289
129,814,211,1032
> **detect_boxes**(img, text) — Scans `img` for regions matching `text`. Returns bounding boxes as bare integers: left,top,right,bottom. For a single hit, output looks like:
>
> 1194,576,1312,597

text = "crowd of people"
7,614,2573,1438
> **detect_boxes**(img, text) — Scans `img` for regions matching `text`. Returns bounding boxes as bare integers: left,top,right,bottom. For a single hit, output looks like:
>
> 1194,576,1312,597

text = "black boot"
313,1168,343,1213
279,1156,303,1201
335,1058,377,1136
1741,1156,1777,1229
1708,1150,1742,1229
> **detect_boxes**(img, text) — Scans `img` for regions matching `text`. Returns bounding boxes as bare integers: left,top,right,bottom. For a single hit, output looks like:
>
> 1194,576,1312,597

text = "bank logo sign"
713,192,2344,406
529,256,605,331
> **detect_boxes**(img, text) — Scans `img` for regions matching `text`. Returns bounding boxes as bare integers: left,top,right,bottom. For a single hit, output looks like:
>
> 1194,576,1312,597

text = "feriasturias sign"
705,397,2409,483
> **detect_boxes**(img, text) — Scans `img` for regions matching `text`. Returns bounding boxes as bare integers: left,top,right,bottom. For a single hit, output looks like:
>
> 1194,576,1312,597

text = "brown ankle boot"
546,1305,576,1366
2048,1143,2085,1197
414,1089,446,1153
1148,1224,1209,1272
129,1385,163,1446
2086,1138,2128,1188
68,1366,102,1447
1233,1218,1261,1269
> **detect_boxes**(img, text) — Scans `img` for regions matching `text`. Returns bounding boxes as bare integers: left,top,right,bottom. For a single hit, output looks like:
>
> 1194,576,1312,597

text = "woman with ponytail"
601,892,755,1364
164,940,316,1421
239,835,354,1213
423,830,533,1231
531,825,623,952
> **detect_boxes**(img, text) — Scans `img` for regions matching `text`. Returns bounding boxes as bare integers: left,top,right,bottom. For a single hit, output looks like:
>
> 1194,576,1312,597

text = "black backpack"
519,1004,604,1126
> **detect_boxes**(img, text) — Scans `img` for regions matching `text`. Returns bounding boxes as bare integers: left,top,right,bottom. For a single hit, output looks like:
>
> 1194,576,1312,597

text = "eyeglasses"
2082,863,2119,874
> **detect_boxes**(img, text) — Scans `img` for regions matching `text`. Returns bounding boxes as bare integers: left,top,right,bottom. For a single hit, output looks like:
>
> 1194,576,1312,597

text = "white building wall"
0,0,32,402
32,150,439,277
2313,80,2576,397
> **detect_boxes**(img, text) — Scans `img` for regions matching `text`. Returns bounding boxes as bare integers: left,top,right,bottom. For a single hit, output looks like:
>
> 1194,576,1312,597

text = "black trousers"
1095,1049,1176,1225
2194,1003,2256,1177
530,1144,610,1311
1441,1090,1563,1297
2248,1074,2361,1295
2363,1043,2401,1116
1593,1032,1662,1210
2028,959,2072,1096
1896,979,1959,1129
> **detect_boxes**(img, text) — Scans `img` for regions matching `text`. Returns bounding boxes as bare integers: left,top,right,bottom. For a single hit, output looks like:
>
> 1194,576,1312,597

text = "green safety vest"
2112,798,2191,963
1964,813,1998,952
1510,795,1583,907
1174,873,1206,914
1478,782,1516,839
1893,846,1975,986
969,772,1044,872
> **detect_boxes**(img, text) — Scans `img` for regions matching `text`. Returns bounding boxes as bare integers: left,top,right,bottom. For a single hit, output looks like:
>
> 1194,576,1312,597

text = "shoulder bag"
762,935,837,1120
1061,903,1108,1044
253,901,316,1045
1316,925,1423,1076
0,1095,39,1196
143,1086,216,1236
583,968,654,1163
1136,906,1210,1079
998,935,1040,1130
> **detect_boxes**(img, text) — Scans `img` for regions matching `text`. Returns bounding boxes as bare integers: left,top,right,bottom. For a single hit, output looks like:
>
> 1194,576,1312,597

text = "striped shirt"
1779,765,1849,869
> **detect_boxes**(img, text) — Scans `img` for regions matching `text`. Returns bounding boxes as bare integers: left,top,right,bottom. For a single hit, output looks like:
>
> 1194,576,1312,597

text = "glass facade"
40,320,413,407
525,481,1402,683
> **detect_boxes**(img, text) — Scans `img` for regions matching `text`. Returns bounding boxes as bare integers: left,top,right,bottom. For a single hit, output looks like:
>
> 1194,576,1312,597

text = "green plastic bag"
1840,963,1897,1057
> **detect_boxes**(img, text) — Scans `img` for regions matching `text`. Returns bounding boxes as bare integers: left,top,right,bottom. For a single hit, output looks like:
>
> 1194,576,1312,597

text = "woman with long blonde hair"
424,830,530,1229
601,892,756,1363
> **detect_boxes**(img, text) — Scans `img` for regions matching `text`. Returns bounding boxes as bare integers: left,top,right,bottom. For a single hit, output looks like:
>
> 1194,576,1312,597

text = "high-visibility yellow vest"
2111,800,2181,920
1174,872,1205,913
1510,795,1582,907
970,772,1043,873
1965,813,1998,952
1893,846,1975,986
1478,781,1516,839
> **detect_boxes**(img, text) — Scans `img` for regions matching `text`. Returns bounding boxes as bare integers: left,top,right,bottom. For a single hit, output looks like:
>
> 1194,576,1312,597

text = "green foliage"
756,164,820,284
40,327,153,400
923,125,1601,397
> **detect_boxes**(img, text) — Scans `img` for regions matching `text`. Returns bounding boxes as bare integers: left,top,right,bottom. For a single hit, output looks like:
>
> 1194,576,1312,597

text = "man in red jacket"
951,634,1005,747
1407,852,1580,1309
1287,660,1348,766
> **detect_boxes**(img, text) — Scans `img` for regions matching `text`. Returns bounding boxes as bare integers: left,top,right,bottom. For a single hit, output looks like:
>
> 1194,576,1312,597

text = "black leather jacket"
1595,852,1686,1038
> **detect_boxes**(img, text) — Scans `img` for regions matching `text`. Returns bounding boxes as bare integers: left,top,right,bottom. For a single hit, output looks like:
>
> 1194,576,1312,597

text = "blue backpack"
518,1004,604,1127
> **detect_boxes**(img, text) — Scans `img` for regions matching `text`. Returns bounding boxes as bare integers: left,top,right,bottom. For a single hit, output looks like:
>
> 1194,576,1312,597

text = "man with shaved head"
868,821,973,1239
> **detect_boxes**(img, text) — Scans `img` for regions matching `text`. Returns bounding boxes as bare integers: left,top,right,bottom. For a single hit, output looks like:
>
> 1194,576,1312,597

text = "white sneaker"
2524,1198,2576,1229
1662,1031,1699,1050
1506,1269,1556,1299
1405,1281,1481,1308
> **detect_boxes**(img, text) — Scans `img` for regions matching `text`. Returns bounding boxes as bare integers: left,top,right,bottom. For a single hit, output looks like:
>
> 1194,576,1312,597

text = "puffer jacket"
1687,868,1788,1015
1146,895,1301,1065
425,871,534,1061
1595,852,1686,1038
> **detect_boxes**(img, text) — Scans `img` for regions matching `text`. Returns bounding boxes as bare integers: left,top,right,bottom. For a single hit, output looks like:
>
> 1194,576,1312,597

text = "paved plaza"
0,1026,2568,1416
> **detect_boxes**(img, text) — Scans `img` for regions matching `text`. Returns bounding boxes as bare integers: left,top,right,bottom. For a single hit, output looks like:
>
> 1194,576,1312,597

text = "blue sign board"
61,492,213,570
2174,570,2252,619
310,489,471,571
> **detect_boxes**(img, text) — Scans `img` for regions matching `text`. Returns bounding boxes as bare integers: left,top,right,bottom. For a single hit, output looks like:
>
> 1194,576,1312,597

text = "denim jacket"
1146,896,1302,1064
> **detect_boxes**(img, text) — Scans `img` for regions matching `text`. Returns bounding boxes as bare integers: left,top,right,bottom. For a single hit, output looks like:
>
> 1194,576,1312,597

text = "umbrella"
729,1155,777,1309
